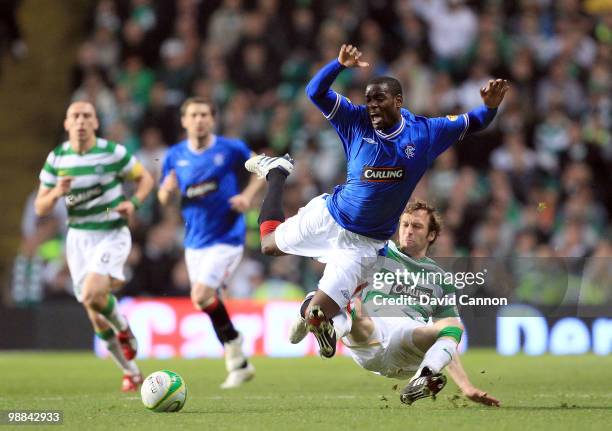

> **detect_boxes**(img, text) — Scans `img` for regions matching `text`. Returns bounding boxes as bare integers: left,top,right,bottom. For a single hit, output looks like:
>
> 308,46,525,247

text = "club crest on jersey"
404,145,416,159
361,166,405,182
186,181,218,198
214,154,225,166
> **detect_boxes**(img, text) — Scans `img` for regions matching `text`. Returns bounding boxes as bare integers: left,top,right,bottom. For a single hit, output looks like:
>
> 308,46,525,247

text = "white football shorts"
274,194,385,310
343,317,425,379
185,243,244,289
66,226,131,302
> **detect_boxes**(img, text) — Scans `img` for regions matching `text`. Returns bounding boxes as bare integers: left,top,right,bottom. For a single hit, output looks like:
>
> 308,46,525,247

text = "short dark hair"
180,97,216,117
367,76,403,97
402,200,442,246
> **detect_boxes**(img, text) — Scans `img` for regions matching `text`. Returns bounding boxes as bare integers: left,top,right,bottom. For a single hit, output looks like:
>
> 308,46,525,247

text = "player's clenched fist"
338,44,369,68
54,176,73,197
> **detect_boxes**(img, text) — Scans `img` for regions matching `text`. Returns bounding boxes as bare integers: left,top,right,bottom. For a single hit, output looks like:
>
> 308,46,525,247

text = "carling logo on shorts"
185,181,218,198
361,166,405,182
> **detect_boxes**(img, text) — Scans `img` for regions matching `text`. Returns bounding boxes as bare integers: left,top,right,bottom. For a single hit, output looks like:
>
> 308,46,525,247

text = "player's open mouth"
369,113,382,126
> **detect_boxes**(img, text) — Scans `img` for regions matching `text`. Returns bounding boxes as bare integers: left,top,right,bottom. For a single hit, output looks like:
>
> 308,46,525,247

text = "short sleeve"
326,93,366,139
114,144,138,177
427,113,469,164
39,151,58,188
233,139,251,165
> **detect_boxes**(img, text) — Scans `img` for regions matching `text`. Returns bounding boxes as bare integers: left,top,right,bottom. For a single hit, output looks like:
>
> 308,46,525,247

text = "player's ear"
395,94,403,108
427,229,436,244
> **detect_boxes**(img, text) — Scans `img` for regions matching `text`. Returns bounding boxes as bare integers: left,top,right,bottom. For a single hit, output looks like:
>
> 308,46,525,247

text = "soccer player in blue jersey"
158,97,264,388
245,44,509,358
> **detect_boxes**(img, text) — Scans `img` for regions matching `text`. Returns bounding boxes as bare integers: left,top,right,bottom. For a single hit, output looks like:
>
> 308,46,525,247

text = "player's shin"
203,296,240,345
96,328,140,376
418,326,463,374
100,294,128,332
258,169,287,236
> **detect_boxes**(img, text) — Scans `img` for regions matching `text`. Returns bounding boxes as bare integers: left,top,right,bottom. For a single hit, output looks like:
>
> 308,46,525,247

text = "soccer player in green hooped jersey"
346,201,500,406
35,101,154,392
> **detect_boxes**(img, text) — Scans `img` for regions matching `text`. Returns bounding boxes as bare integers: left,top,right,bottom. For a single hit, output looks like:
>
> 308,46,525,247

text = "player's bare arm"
34,176,72,217
229,153,266,213
346,296,375,343
446,352,501,407
158,169,179,206
116,162,154,218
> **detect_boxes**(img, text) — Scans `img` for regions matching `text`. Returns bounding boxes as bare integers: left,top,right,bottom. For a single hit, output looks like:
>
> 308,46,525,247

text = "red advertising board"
95,297,351,358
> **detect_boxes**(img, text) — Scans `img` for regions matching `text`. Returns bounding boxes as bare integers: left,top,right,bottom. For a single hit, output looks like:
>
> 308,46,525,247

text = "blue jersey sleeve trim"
465,105,497,135
324,93,342,120
459,113,469,141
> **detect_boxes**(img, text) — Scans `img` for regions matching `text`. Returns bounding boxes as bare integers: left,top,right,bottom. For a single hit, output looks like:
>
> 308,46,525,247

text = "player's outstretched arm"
305,44,368,115
446,352,501,407
464,79,510,134
458,79,511,136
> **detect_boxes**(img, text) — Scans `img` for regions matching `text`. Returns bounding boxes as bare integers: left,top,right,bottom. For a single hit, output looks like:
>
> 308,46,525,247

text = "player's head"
398,200,441,257
365,76,403,130
64,101,99,144
180,97,216,140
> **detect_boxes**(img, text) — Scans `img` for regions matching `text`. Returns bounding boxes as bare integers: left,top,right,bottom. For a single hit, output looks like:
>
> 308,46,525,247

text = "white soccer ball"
141,370,187,412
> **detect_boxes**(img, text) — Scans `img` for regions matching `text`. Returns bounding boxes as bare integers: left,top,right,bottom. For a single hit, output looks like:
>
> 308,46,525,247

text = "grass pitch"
2,350,611,430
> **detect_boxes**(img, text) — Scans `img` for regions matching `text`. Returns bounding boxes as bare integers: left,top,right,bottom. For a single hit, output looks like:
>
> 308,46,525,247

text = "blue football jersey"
307,61,476,240
160,135,251,248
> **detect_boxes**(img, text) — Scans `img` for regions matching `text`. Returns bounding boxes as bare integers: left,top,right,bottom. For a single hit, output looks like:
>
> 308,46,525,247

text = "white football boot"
244,153,294,179
220,333,255,389
289,291,315,344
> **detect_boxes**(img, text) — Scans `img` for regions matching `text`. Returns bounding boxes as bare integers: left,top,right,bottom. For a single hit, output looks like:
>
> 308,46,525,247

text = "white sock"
100,294,128,332
332,311,351,339
419,337,457,374
106,336,140,376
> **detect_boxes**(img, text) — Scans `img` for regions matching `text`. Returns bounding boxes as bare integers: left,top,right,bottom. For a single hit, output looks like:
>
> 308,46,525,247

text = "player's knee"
81,288,107,310
191,284,215,310
260,240,278,256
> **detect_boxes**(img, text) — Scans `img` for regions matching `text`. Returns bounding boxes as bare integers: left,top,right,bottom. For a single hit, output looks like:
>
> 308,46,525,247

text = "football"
140,370,187,412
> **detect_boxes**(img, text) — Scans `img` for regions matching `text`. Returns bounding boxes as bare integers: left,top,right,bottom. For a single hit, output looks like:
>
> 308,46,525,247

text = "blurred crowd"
11,0,612,306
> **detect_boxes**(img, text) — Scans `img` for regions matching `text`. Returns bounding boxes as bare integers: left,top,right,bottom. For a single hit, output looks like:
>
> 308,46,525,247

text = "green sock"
100,295,128,332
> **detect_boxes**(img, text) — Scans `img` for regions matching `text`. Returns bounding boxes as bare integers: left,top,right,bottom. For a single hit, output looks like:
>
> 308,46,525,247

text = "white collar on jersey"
374,116,406,140
187,134,217,154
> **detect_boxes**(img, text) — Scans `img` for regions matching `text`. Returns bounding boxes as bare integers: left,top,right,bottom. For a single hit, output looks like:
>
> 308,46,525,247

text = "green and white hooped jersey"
363,241,459,322
39,138,138,230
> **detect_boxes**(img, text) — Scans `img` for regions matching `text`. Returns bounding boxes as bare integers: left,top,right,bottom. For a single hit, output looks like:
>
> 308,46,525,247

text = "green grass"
1,350,611,430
